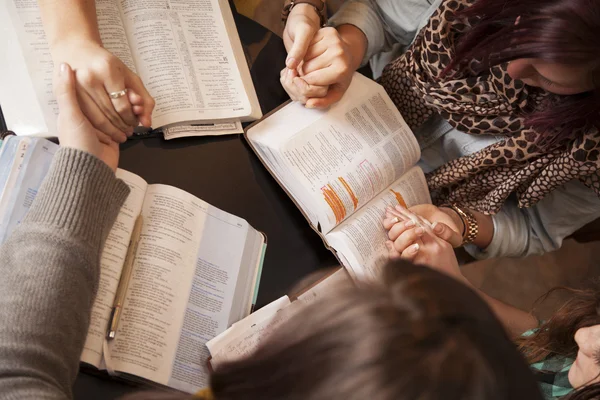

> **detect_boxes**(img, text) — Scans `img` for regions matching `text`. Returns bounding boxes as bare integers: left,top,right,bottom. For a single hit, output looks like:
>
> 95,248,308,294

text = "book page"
247,74,421,234
106,184,253,392
0,138,53,244
80,169,147,368
1,0,136,136
325,167,431,280
119,0,252,127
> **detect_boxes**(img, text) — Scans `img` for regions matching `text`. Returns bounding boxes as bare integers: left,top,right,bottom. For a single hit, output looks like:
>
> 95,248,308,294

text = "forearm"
0,148,129,399
337,24,368,72
473,288,538,338
38,0,101,50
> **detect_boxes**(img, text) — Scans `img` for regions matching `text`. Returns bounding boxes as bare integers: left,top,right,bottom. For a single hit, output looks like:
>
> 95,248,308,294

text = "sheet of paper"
107,184,252,393
207,270,350,369
206,295,291,354
296,269,349,305
80,169,148,368
163,121,243,139
120,0,252,127
208,300,305,369
325,167,431,280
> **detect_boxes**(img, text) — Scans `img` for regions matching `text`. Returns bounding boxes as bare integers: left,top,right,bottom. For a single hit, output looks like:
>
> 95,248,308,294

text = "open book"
0,0,261,137
246,73,431,280
0,136,267,393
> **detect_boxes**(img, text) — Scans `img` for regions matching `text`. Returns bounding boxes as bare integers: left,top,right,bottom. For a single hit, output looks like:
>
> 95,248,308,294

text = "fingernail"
391,216,400,224
410,243,420,253
305,103,314,109
60,63,68,76
415,227,425,235
433,222,444,233
286,57,296,68
405,220,415,228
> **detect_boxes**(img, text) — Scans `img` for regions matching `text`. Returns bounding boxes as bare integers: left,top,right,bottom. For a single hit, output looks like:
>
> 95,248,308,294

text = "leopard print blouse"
379,0,600,214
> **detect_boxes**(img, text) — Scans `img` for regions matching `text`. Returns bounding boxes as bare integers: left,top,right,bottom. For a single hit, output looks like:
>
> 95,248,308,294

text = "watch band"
443,204,478,246
282,0,327,27
451,205,478,245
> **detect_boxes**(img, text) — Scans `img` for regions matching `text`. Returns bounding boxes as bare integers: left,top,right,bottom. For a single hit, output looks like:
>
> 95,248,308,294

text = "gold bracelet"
444,204,478,245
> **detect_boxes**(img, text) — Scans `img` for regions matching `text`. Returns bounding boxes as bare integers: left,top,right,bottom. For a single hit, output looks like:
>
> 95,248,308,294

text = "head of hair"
518,284,600,399
445,0,600,148
207,261,542,400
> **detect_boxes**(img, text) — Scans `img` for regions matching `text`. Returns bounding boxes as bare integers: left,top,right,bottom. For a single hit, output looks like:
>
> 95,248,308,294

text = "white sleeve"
328,0,388,66
328,0,439,67
465,180,600,259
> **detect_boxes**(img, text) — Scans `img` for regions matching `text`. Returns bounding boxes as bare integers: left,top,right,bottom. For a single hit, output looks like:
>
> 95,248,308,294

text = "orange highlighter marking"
390,189,407,208
338,177,358,210
323,185,346,224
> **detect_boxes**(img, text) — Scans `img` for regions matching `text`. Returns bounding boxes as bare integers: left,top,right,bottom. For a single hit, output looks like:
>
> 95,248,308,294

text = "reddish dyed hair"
445,0,600,148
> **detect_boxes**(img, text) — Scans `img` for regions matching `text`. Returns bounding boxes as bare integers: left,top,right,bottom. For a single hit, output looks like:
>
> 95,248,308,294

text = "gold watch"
282,0,328,27
444,204,479,245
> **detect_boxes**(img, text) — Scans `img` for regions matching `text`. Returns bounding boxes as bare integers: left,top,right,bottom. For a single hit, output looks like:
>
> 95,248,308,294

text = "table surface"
72,6,337,399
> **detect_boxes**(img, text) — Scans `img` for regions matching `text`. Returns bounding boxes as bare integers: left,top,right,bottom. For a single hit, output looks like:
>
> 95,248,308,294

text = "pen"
107,215,143,340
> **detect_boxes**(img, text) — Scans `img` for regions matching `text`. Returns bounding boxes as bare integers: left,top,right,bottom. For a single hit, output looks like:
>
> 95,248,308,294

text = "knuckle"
115,102,132,115
77,69,95,87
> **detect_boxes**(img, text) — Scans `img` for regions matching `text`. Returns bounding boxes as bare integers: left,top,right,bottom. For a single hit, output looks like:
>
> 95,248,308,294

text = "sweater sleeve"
0,147,130,400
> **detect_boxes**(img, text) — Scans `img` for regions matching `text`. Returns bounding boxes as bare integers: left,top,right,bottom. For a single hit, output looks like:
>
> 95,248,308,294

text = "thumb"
432,222,463,248
286,24,316,69
54,63,84,121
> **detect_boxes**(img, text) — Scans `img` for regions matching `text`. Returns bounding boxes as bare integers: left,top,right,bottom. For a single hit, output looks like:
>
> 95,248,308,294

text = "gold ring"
109,89,128,99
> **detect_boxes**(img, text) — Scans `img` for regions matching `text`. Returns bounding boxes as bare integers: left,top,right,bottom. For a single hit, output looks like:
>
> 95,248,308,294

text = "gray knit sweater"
0,148,130,400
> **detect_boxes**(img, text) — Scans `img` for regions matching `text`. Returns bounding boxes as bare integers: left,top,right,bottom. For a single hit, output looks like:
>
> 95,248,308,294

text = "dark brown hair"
123,262,543,400
207,261,542,400
518,285,600,399
446,0,600,148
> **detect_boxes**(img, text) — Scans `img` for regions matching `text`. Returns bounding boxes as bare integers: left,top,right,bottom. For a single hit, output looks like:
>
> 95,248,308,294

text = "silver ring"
109,89,128,99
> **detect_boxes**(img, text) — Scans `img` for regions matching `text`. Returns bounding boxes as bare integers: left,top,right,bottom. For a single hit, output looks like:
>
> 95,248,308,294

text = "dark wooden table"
72,6,336,399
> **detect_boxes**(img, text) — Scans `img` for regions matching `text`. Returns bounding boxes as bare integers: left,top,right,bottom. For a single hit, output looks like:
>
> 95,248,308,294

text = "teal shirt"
524,329,574,399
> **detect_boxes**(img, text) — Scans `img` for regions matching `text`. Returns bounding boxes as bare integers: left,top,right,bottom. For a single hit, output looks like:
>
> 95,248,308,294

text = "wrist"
337,24,367,71
289,3,321,26
50,35,103,56
439,206,464,235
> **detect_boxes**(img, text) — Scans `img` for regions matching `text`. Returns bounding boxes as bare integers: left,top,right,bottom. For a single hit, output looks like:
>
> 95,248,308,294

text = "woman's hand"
382,207,466,284
283,4,322,70
54,63,119,172
406,204,464,247
52,39,155,144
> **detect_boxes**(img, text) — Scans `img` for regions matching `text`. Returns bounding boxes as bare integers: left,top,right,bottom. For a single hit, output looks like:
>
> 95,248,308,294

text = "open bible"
0,136,267,393
0,0,261,137
246,73,431,279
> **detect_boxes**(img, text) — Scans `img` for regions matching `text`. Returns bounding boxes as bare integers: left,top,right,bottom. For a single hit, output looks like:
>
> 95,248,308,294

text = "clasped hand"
281,6,355,108
52,39,155,144
55,63,119,172
382,205,467,284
